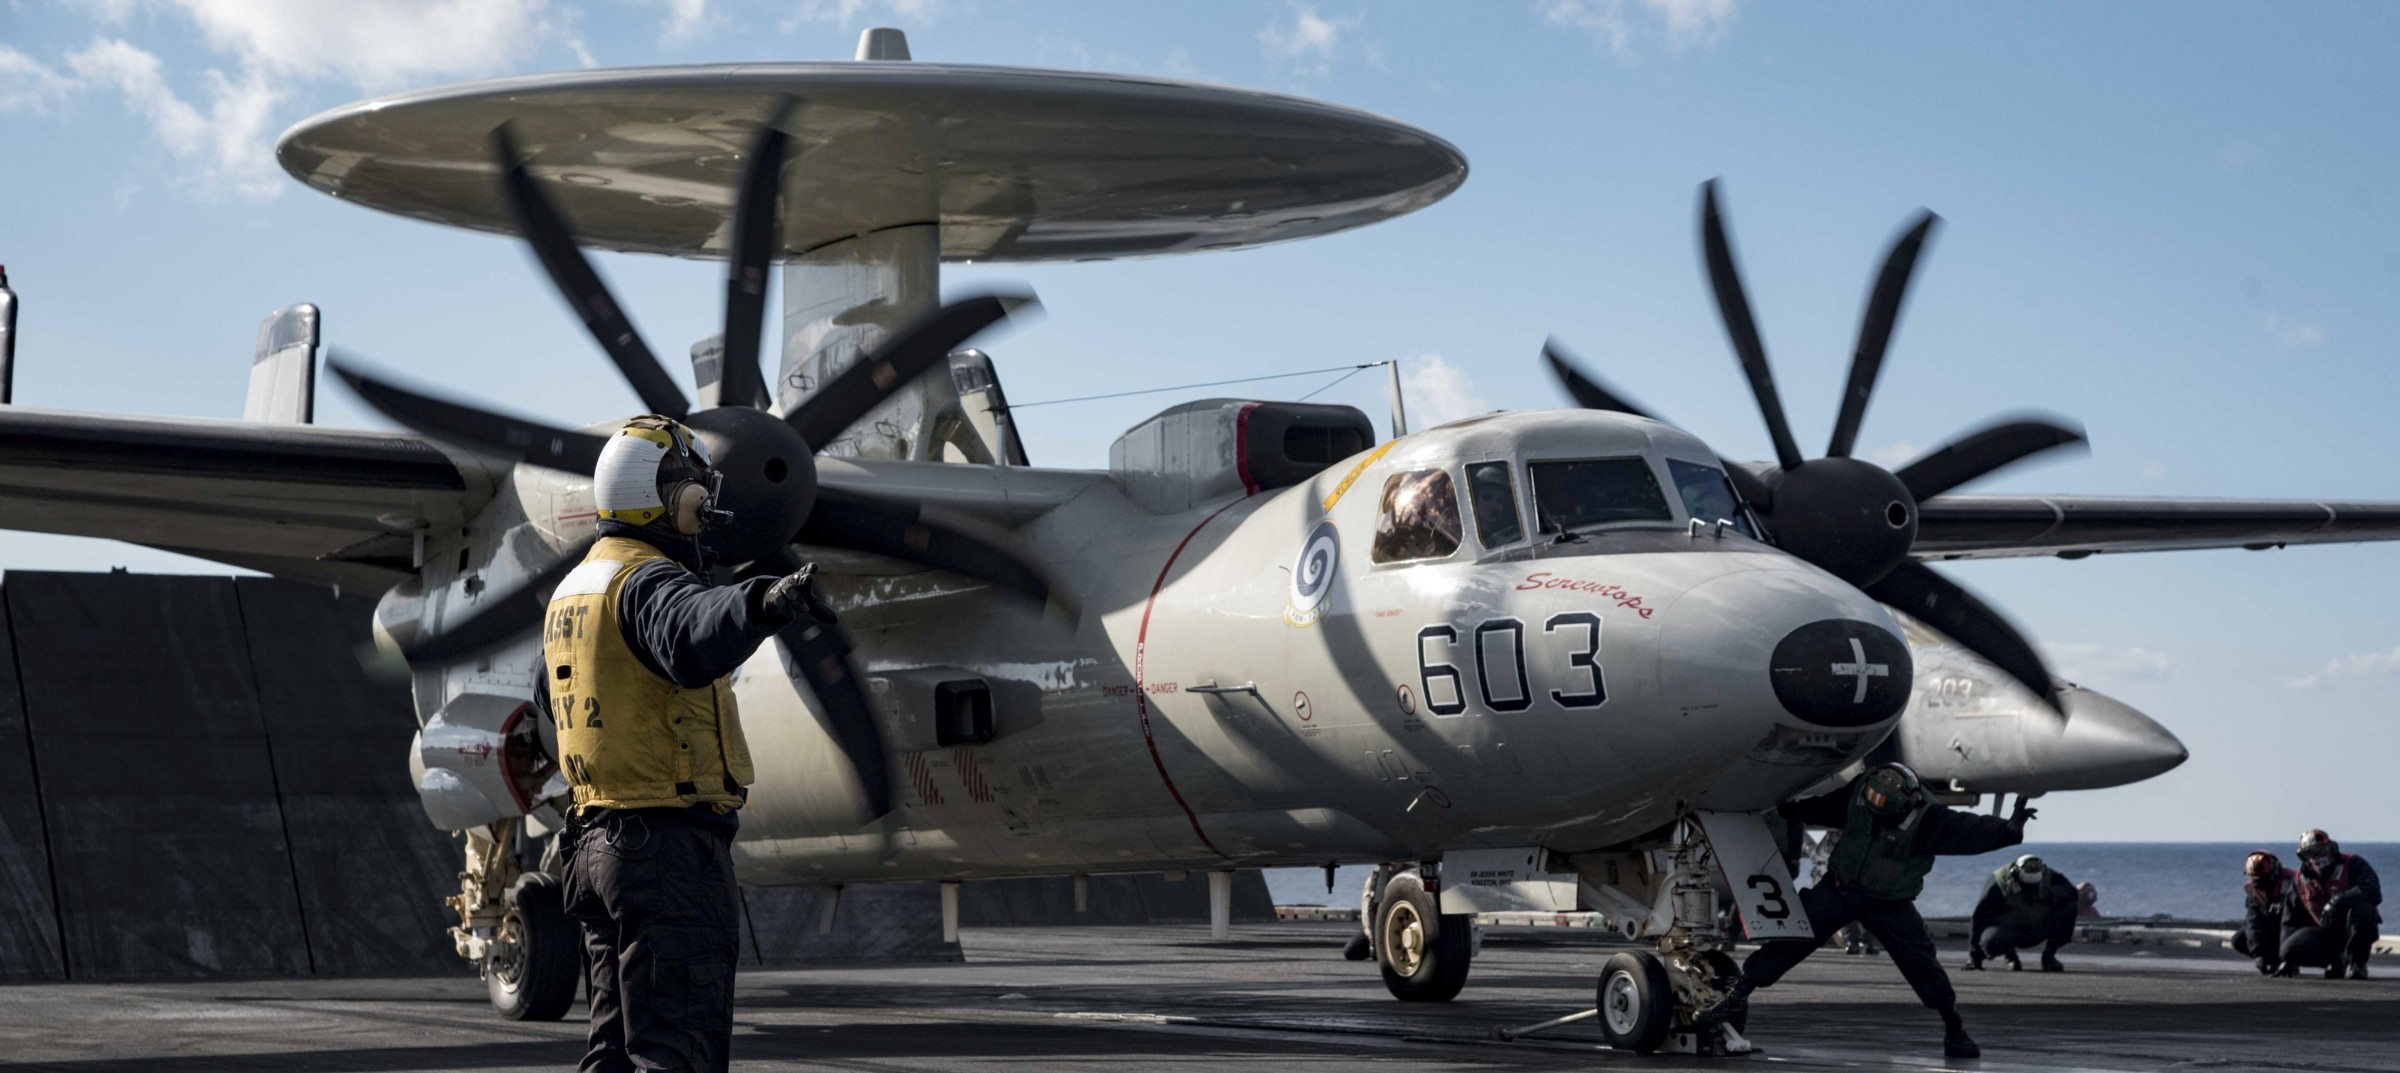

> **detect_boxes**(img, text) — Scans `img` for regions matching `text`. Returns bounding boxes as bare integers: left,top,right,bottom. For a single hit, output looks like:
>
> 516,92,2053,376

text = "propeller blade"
785,293,1035,448
1542,338,1775,512
1866,559,2057,708
491,123,691,419
717,100,797,411
330,355,610,473
1827,210,1940,459
1543,337,1658,418
797,488,1067,613
1893,418,2087,502
1699,179,1804,471
749,548,893,818
381,535,600,670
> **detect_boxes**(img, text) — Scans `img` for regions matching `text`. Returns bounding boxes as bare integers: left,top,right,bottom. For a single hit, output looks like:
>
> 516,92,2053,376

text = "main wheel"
1597,951,1674,1053
1375,872,1472,1002
488,872,582,1021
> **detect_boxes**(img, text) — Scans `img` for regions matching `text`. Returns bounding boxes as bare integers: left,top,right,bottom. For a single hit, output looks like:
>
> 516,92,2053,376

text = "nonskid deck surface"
0,921,2390,1072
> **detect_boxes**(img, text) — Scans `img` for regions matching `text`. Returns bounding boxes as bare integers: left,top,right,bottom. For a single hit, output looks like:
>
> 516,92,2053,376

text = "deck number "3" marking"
1416,613,1608,716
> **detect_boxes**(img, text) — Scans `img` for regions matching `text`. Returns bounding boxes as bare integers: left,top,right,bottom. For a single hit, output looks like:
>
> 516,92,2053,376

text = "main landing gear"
452,817,582,1021
1373,869,1475,1002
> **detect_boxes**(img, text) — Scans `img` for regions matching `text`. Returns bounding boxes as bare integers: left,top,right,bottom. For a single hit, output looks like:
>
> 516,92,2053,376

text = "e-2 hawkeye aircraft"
0,32,2384,1053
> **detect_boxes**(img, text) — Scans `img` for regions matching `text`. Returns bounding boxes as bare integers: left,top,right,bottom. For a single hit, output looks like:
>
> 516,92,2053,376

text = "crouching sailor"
1967,854,2077,972
1697,762,2033,1059
545,415,839,1073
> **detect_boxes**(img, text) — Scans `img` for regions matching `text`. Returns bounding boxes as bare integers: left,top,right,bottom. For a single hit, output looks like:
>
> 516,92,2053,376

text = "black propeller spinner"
334,102,1056,818
1545,179,2085,707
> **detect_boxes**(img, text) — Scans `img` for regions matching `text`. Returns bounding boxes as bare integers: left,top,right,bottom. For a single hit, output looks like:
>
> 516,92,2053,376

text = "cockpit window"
1667,459,1760,539
1466,462,1523,548
1529,458,1673,534
1372,469,1464,563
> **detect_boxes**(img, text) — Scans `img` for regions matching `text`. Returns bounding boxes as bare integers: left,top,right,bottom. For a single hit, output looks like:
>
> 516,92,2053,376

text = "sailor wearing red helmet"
2277,830,2382,979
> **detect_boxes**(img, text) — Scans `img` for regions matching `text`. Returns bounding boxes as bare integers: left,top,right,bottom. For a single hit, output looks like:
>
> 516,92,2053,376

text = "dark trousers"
1742,881,1956,1012
2281,905,2380,970
1975,900,2075,958
563,809,742,1073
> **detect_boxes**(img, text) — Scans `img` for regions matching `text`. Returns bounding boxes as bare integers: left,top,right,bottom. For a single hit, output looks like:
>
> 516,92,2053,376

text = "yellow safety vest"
543,536,755,814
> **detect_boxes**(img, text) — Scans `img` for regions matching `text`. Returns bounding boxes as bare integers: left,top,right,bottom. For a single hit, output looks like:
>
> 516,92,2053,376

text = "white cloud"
29,0,554,202
643,0,722,44
2261,312,2325,349
1538,0,1736,58
1259,5,1357,77
156,0,550,90
2287,645,2400,690
0,45,77,114
2043,642,2176,683
67,38,285,201
783,0,937,29
1399,354,1490,430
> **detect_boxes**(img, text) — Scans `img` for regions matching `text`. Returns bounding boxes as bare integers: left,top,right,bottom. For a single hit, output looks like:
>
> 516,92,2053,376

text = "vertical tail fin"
245,303,319,423
948,348,1028,465
0,266,17,404
690,333,726,408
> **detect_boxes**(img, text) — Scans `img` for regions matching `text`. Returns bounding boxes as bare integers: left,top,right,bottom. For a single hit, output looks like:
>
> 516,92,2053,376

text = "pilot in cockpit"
1373,468,1465,561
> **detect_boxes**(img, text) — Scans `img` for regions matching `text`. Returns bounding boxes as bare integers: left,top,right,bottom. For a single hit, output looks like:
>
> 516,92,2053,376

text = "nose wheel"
1597,951,1674,1052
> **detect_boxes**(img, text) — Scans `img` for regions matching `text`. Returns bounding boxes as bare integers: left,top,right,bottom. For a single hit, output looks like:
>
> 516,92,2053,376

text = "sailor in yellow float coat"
544,415,831,1073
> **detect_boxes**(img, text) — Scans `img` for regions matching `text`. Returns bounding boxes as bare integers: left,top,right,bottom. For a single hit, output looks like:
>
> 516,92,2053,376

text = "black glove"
2256,956,2280,975
762,563,838,626
2008,796,2038,830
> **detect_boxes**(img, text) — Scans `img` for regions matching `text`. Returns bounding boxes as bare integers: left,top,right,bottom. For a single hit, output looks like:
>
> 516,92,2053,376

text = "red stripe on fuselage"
1131,495,1254,858
1233,402,1262,495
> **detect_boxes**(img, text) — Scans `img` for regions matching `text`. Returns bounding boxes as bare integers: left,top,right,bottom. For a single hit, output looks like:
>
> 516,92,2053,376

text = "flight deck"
1,921,2389,1072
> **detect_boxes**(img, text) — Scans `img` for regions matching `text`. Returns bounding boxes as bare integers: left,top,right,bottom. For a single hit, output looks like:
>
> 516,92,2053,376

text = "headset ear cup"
672,482,707,534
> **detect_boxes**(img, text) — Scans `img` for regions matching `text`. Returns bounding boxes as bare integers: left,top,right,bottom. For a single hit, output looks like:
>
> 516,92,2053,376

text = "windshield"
1667,459,1760,539
1466,461,1523,548
1529,458,1673,534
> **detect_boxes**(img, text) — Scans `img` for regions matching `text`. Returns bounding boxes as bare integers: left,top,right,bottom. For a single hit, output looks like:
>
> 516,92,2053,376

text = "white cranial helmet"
593,415,715,528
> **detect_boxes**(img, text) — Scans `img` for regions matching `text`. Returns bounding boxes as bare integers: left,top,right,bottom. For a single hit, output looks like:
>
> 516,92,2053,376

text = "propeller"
339,107,1053,818
1543,180,2086,706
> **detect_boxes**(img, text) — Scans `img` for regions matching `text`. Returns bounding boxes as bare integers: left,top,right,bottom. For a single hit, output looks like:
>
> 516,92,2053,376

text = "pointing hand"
764,563,838,626
2009,796,2039,828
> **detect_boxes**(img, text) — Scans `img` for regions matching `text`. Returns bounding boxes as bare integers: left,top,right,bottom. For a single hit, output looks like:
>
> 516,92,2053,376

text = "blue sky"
2,1,2395,841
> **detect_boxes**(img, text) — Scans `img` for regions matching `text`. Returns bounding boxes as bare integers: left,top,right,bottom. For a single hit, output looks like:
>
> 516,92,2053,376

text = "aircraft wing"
1913,494,2400,560
0,407,483,589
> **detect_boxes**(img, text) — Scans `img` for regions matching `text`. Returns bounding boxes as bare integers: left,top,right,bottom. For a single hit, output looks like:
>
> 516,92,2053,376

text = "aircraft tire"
1596,951,1674,1053
489,872,582,1022
1374,872,1472,1002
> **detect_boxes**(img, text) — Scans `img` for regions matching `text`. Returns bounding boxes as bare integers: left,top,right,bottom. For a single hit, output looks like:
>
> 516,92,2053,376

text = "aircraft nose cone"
2029,686,2189,790
1768,619,1914,727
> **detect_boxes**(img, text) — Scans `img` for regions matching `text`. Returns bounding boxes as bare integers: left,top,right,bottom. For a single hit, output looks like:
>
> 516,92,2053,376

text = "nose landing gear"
1505,815,1793,1055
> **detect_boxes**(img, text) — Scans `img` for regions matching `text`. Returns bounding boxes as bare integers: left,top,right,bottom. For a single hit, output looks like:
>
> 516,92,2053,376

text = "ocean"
1263,842,2399,923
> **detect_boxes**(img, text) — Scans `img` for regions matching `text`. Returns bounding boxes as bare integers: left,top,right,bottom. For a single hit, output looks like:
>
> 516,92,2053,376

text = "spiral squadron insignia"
1286,519,1341,626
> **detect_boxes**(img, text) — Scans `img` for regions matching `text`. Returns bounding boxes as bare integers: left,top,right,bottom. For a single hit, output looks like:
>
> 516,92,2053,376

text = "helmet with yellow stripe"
594,415,726,535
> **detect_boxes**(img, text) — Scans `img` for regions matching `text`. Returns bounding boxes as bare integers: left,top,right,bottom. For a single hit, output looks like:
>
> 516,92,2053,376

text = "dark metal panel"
9,573,266,738
9,574,311,979
0,792,62,979
741,882,957,965
41,794,311,978
231,578,462,975
279,795,460,975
